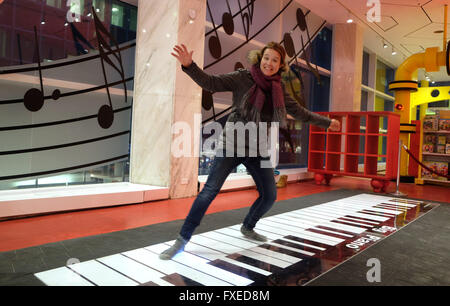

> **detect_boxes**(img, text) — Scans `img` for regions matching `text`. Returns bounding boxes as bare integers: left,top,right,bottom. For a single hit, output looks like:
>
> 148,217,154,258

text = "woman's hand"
328,119,341,132
171,44,193,68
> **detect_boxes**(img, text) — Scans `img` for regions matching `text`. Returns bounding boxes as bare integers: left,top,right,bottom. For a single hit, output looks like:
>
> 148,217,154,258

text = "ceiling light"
346,10,353,23
383,41,388,48
391,48,397,55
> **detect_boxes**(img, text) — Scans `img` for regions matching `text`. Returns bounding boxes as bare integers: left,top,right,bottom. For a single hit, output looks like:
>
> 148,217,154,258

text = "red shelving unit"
308,111,400,192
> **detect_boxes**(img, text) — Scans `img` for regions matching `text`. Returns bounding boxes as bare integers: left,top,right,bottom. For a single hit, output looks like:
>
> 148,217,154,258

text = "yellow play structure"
388,4,449,181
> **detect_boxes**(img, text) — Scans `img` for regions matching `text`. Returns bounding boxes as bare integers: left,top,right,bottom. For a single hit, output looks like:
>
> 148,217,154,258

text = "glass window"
129,7,137,32
376,60,395,96
111,3,124,27
361,90,368,111
310,27,332,71
362,51,369,86
46,0,63,8
69,0,84,16
0,0,137,191
93,0,105,21
0,29,6,58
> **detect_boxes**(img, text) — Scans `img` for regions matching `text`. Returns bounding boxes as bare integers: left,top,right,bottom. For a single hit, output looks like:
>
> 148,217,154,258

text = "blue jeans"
180,156,277,241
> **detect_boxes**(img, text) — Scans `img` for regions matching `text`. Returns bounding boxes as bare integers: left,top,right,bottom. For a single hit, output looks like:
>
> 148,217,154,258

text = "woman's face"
260,48,282,76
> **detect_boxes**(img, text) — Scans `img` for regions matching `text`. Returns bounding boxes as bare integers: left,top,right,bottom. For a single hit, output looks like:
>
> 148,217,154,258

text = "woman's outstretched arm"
171,44,244,93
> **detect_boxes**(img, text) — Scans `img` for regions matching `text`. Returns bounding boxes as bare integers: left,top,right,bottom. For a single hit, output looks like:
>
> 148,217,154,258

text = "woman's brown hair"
247,41,288,73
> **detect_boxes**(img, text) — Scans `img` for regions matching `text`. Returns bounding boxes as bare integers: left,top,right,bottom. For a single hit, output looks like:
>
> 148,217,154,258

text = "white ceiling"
297,0,450,82
121,0,450,82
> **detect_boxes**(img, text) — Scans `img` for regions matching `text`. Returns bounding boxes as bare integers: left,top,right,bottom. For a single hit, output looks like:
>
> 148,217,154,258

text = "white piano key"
190,235,244,254
200,231,259,249
267,241,315,257
249,247,301,264
272,213,365,235
123,248,230,286
297,208,350,221
35,266,94,286
249,246,301,264
278,238,326,251
146,244,252,286
255,221,341,246
218,256,272,276
234,249,292,268
332,218,373,228
179,241,227,261
327,201,403,215
96,254,173,286
345,195,417,207
339,216,379,225
68,260,139,286
306,206,389,222
259,219,344,244
229,220,327,251
375,204,408,211
271,214,355,237
386,200,418,208
362,207,404,215
228,224,283,240
215,227,268,243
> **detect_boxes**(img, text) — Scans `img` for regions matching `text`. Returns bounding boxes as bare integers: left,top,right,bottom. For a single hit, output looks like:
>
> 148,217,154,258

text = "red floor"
0,176,448,252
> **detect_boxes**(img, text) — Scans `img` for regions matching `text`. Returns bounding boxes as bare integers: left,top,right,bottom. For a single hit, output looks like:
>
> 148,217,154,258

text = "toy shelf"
308,111,400,192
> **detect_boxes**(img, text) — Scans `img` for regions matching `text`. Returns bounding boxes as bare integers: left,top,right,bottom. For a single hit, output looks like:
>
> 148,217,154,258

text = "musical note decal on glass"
23,26,62,112
92,7,128,129
282,31,309,106
206,0,256,60
295,8,321,83
237,0,255,40
234,62,244,71
222,0,234,35
207,1,222,59
201,0,326,126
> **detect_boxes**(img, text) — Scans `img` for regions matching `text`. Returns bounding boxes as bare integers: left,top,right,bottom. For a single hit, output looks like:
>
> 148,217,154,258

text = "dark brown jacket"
182,62,331,157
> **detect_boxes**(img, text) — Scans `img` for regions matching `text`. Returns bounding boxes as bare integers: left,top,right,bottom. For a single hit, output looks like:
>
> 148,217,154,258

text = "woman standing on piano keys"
159,42,340,260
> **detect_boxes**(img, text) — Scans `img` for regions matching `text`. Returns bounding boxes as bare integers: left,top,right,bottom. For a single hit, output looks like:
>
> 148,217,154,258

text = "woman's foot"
159,235,188,260
240,225,267,242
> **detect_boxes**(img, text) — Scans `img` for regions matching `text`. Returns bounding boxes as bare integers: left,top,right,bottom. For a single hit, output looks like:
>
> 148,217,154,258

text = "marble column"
130,0,206,199
330,23,364,112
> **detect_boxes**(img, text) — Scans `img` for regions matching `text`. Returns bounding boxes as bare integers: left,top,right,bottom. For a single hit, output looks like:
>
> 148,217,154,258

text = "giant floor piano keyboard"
34,193,438,286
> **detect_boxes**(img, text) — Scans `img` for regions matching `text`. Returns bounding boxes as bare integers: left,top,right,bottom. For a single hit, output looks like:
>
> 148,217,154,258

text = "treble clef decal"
92,7,128,129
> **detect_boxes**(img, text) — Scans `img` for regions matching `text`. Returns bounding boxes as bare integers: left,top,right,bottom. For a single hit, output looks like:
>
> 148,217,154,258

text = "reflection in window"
0,29,6,58
69,0,84,16
362,51,370,86
0,0,137,66
376,60,395,96
111,3,123,27
46,0,63,9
